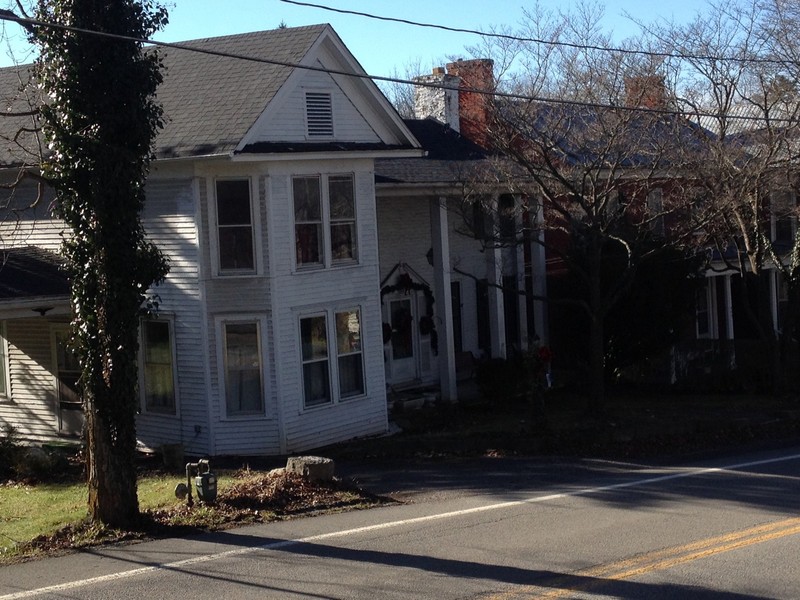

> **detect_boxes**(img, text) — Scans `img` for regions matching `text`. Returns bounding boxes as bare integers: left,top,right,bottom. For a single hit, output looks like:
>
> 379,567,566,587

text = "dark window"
216,179,254,272
142,320,176,414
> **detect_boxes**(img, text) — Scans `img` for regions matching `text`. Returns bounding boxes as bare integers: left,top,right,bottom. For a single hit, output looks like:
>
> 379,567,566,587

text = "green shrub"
0,424,19,479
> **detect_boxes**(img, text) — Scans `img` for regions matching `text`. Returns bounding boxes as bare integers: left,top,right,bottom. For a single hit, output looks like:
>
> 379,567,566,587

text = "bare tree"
653,0,800,391
463,2,705,412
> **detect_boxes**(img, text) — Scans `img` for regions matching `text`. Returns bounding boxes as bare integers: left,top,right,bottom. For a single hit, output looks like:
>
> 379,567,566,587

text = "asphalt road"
2,446,799,599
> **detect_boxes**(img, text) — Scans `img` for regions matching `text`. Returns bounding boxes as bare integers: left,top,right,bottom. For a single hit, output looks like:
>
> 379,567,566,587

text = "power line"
0,10,796,125
279,0,787,66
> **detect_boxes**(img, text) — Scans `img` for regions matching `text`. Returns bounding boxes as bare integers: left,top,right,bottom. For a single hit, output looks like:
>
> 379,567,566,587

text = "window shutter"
306,92,334,137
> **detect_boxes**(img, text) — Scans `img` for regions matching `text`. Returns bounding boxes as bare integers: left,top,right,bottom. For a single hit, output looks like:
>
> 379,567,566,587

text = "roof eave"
0,296,70,319
231,148,425,162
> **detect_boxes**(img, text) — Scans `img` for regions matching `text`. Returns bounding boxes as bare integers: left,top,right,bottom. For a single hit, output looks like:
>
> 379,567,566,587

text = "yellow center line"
489,516,800,599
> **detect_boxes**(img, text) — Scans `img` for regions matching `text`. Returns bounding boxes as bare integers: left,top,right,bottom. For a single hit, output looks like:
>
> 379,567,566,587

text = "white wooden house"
375,62,548,399
0,25,425,455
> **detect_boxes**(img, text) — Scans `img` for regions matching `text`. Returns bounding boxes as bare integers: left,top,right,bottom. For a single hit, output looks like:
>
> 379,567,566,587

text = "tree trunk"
85,402,139,527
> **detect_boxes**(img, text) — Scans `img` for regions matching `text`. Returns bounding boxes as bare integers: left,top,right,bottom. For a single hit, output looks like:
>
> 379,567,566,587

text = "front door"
388,297,417,383
53,327,84,437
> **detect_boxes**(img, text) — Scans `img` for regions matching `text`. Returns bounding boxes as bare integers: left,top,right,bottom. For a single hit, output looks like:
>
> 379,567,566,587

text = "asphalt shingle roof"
375,118,522,186
154,25,327,158
0,246,69,301
0,24,329,165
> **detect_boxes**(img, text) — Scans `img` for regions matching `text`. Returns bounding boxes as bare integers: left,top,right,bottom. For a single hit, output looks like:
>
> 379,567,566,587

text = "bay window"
294,174,357,268
300,307,364,408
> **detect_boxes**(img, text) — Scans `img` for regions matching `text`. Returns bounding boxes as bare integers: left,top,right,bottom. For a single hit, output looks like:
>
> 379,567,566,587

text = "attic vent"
305,91,334,137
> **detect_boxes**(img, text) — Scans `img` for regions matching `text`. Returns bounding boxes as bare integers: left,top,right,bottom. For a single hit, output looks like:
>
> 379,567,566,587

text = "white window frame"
217,315,268,419
212,177,260,277
0,321,8,400
299,306,366,410
139,317,179,416
293,173,358,271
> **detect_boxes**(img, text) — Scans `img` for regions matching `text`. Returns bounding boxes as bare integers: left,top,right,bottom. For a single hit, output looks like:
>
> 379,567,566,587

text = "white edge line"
3,451,800,600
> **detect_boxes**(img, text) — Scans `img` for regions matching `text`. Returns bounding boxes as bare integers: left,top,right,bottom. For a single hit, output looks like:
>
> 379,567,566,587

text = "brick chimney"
624,75,668,109
446,58,495,149
413,67,461,131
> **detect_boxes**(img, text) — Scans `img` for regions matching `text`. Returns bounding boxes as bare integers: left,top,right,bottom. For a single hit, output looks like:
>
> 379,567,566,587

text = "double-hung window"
141,319,177,414
216,179,255,273
300,308,364,408
222,321,264,416
294,174,357,268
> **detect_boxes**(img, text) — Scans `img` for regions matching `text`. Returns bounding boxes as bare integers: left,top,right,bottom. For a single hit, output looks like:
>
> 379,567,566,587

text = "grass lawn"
0,470,237,561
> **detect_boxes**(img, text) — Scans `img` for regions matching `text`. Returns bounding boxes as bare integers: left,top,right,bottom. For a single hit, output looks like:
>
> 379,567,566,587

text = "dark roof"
502,101,711,168
154,25,328,159
375,118,516,186
0,25,330,165
0,246,69,300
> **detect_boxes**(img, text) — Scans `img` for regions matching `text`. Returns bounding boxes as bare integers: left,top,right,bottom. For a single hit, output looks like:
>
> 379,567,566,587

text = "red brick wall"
446,59,494,148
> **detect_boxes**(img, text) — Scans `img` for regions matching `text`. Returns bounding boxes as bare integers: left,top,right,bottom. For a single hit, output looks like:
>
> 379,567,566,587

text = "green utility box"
194,469,217,503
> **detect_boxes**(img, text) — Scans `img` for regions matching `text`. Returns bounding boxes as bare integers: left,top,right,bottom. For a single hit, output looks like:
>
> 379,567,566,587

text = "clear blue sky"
0,0,705,74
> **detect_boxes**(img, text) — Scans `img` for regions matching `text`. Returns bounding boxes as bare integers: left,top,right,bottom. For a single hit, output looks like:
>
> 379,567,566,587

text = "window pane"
338,354,364,397
296,223,322,265
336,310,361,354
329,176,354,219
219,226,255,271
301,316,328,361
293,177,321,221
143,320,175,413
303,361,330,406
336,310,363,398
330,223,355,261
216,180,254,272
225,323,263,414
216,180,252,225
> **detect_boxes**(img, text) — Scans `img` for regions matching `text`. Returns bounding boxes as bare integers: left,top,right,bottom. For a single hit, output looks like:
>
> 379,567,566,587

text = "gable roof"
154,25,327,159
0,24,419,166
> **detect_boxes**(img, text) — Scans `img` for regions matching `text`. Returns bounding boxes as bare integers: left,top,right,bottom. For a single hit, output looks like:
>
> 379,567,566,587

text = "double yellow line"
492,516,800,599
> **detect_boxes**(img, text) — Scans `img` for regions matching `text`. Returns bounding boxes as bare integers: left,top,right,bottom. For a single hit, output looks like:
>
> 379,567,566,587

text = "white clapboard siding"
377,194,490,362
136,178,211,455
251,68,381,144
199,173,281,456
0,183,63,251
0,319,58,443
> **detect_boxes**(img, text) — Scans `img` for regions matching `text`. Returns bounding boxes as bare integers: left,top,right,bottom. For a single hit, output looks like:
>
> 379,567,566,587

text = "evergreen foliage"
31,0,169,527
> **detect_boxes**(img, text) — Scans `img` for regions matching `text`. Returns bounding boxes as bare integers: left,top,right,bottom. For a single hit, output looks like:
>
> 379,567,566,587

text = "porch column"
531,199,549,344
514,206,529,352
430,196,457,402
723,274,734,339
487,242,506,359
